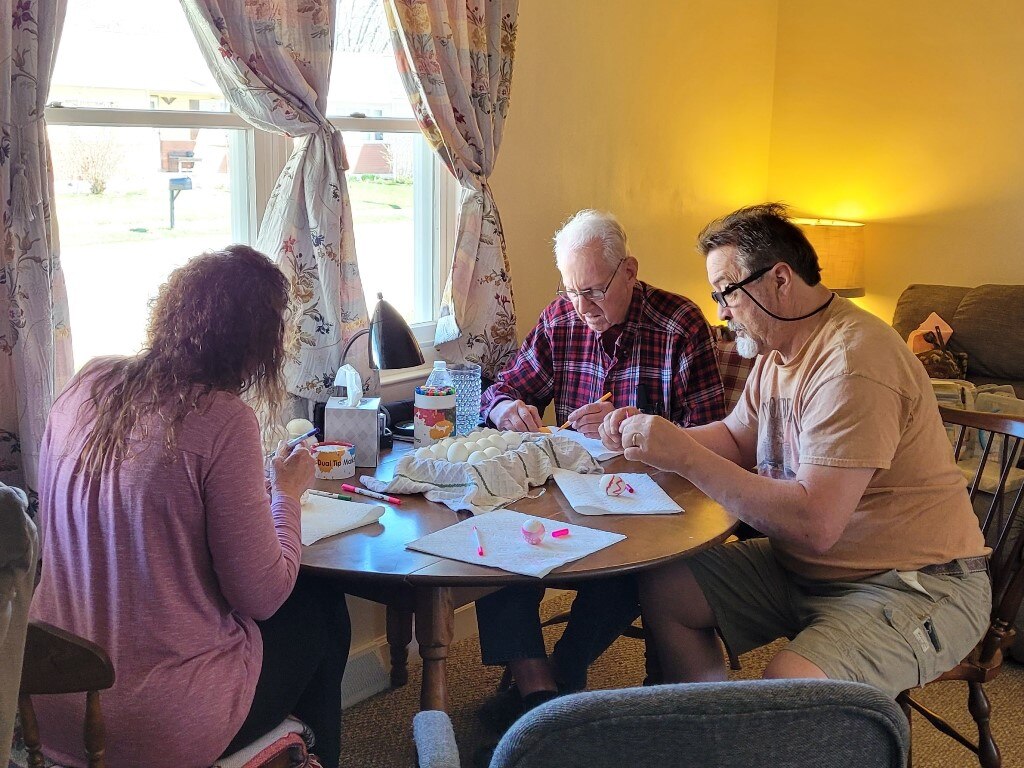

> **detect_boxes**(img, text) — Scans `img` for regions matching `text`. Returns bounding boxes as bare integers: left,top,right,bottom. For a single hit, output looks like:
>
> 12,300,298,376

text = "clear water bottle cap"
433,361,446,370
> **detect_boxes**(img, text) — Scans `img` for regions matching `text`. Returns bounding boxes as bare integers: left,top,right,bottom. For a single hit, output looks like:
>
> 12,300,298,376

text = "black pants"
221,574,351,768
475,575,640,692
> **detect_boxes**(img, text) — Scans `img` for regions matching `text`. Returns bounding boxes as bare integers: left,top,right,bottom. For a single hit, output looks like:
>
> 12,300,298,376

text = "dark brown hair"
697,202,822,286
79,245,290,472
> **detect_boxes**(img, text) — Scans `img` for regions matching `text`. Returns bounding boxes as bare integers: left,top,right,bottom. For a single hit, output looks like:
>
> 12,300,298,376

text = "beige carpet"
340,593,1024,768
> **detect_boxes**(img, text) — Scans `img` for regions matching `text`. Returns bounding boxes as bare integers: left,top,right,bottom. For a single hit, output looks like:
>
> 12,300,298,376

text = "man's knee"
638,560,716,630
762,649,827,681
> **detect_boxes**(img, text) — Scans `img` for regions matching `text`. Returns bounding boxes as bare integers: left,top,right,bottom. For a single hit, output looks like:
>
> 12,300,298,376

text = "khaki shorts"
687,538,991,697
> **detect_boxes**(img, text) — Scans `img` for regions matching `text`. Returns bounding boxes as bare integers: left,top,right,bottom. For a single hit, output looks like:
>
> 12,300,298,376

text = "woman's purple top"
29,362,301,767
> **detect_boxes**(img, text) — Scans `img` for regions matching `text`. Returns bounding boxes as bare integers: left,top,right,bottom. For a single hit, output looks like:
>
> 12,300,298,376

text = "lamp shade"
793,218,865,298
370,293,425,370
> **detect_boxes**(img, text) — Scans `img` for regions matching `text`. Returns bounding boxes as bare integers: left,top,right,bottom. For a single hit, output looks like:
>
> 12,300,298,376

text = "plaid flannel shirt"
711,324,757,412
481,282,726,428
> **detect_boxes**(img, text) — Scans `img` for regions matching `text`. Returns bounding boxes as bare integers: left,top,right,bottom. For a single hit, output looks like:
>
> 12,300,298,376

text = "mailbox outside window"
168,176,192,228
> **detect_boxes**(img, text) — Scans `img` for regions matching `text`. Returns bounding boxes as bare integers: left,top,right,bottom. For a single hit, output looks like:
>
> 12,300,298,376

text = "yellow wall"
768,0,1024,321
491,0,780,337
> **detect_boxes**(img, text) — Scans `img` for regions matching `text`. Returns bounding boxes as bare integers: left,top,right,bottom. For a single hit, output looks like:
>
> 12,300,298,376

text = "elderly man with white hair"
475,209,725,729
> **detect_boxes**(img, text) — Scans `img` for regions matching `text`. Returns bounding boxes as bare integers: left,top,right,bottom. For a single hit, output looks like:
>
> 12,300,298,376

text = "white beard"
736,334,760,359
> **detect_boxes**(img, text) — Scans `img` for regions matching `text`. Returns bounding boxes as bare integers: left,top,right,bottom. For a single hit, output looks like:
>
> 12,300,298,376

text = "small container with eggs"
413,428,527,465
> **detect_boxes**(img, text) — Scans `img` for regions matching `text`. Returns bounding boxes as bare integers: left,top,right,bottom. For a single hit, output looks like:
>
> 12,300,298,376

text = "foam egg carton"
413,428,534,465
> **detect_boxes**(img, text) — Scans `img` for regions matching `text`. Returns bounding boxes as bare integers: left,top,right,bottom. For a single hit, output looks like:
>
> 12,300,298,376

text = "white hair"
553,209,629,270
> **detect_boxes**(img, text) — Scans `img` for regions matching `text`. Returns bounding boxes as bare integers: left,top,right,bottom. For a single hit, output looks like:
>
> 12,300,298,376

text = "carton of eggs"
412,430,538,464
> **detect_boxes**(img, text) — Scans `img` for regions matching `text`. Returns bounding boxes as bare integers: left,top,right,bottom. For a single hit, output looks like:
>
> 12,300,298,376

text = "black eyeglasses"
710,264,775,308
557,258,625,303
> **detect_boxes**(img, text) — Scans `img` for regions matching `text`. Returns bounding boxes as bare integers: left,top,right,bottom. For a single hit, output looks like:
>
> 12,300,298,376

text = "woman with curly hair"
29,245,350,768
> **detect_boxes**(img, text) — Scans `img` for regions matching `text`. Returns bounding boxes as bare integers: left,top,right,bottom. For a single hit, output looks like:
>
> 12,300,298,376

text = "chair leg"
968,681,1001,768
84,690,106,768
18,695,46,768
386,606,413,688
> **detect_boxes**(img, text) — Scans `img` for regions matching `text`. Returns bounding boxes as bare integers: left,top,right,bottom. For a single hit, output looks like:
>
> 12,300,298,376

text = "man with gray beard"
600,203,990,697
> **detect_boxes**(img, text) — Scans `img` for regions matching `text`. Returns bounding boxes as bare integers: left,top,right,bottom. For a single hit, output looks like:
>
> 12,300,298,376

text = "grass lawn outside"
56,174,417,368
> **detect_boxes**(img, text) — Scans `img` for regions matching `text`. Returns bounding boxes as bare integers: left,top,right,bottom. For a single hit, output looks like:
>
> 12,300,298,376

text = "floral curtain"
0,0,73,506
181,0,376,402
383,0,519,380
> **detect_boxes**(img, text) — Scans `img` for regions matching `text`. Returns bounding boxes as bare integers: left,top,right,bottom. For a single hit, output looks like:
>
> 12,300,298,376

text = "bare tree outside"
336,0,390,54
51,127,124,195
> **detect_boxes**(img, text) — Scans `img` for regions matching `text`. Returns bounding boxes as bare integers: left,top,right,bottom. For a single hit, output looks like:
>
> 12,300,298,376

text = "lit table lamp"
792,218,865,297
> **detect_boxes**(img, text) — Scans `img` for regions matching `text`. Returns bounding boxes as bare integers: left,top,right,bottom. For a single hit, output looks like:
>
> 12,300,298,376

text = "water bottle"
414,361,457,447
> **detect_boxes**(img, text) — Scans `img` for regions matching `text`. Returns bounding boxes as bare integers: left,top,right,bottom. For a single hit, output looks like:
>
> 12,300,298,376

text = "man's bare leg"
763,649,827,680
638,560,727,683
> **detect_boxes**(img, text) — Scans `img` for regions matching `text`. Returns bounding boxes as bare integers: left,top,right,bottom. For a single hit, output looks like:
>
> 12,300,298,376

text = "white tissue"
333,364,363,406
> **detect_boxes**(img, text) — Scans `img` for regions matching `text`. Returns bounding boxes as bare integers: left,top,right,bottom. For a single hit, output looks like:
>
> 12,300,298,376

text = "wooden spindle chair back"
897,406,1024,768
18,621,115,768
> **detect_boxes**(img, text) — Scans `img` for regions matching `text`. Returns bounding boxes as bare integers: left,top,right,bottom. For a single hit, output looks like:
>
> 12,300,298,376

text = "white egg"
440,437,456,448
504,432,524,449
447,443,470,463
429,443,448,459
467,450,488,464
415,447,433,460
467,430,484,442
462,440,480,453
486,435,508,451
481,427,500,436
483,446,502,459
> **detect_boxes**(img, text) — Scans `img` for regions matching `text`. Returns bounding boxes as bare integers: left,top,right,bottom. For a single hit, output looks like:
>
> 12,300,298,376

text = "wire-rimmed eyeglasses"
557,258,625,303
711,264,775,308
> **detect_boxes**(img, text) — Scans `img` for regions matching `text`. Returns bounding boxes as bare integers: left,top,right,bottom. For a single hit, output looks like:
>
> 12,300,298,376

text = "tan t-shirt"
728,297,987,580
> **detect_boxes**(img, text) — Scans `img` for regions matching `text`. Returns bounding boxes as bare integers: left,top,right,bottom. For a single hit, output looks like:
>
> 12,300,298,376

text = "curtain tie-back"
320,122,350,173
2,115,46,223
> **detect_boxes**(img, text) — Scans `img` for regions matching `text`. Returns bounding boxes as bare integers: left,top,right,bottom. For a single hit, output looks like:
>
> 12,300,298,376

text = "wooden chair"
18,621,115,768
897,406,1024,768
17,623,316,768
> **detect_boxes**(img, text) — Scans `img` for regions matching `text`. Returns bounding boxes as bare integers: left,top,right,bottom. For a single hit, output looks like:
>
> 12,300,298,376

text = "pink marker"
342,483,401,505
551,528,570,538
472,525,485,556
624,482,635,494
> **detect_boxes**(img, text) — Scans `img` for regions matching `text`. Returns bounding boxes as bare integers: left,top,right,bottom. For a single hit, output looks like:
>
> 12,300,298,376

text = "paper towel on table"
552,469,683,515
406,510,625,578
549,428,623,461
300,494,385,545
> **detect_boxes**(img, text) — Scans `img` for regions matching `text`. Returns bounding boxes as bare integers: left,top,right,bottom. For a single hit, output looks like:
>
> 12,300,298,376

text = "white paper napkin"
300,495,385,546
552,469,683,515
549,428,623,461
405,510,625,578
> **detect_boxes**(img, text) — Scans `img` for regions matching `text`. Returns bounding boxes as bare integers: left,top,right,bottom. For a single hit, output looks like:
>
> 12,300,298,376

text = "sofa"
892,284,1024,397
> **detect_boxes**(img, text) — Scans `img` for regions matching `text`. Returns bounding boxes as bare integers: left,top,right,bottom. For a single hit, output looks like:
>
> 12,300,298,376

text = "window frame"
45,107,456,365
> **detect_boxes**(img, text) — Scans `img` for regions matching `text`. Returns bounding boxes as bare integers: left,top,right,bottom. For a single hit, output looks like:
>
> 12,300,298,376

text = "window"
47,0,454,368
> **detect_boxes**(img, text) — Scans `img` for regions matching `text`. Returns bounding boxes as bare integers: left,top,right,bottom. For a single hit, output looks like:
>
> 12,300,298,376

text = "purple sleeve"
203,407,300,621
480,317,556,425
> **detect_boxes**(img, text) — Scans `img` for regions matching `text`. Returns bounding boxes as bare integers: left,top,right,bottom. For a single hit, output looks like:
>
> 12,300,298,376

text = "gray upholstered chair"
414,679,909,768
1,484,38,768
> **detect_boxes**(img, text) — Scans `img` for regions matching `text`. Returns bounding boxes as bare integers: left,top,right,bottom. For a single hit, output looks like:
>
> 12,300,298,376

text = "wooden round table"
302,443,736,711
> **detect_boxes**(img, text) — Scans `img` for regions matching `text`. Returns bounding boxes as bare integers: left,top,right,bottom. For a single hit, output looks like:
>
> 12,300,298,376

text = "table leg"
415,586,454,711
386,606,413,687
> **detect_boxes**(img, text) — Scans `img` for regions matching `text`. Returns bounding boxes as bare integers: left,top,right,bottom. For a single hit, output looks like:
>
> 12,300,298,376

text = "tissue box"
325,396,381,468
